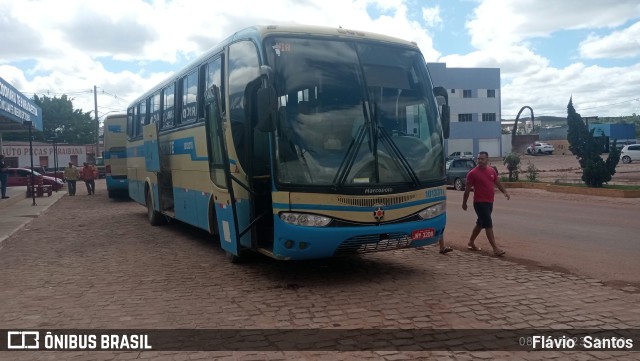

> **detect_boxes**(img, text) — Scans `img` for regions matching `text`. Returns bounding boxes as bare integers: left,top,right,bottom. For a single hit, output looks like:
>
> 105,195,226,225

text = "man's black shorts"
473,202,493,229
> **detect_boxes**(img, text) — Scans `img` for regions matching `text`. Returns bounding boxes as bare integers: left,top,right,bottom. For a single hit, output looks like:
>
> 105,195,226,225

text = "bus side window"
228,40,260,171
149,91,161,124
162,83,175,129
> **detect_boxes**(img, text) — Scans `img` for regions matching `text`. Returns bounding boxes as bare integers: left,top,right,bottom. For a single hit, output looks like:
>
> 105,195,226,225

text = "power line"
19,87,131,104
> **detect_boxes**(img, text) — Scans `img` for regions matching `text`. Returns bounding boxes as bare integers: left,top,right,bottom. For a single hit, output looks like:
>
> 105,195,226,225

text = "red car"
6,168,65,191
23,165,65,182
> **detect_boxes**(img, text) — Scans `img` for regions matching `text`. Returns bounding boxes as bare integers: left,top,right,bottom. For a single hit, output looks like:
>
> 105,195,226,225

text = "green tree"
566,98,620,187
4,94,96,144
503,152,521,181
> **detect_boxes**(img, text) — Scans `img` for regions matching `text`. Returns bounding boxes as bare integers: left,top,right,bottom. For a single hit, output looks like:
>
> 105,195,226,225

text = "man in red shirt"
462,151,510,256
81,162,96,195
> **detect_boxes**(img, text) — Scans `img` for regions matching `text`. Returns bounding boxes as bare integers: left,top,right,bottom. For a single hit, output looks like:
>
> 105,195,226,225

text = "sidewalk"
0,186,66,244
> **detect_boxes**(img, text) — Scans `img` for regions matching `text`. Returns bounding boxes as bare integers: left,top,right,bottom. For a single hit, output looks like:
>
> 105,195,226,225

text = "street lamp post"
47,134,59,192
94,85,100,162
23,120,36,206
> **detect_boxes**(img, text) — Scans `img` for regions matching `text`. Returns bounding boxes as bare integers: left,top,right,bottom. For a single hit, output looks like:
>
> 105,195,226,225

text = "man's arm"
462,186,471,211
495,178,510,200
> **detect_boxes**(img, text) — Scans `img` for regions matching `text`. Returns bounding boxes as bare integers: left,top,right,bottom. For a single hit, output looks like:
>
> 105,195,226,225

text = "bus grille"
334,233,411,255
337,195,415,207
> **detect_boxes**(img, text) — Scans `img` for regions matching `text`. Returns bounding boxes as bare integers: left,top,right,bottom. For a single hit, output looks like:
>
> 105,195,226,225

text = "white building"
427,63,503,157
1,141,90,169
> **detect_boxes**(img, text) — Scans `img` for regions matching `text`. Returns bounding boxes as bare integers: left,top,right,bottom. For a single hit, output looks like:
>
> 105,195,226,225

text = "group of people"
0,154,98,199
438,151,509,257
64,162,97,196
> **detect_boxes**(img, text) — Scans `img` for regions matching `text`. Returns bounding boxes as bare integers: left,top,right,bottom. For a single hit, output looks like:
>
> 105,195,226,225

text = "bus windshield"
265,37,444,189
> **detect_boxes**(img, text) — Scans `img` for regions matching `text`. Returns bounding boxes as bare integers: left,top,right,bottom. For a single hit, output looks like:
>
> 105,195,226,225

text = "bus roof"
129,24,420,106
103,113,126,120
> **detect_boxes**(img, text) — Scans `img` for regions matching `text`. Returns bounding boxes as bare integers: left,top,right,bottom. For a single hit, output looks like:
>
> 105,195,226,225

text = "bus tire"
146,187,165,226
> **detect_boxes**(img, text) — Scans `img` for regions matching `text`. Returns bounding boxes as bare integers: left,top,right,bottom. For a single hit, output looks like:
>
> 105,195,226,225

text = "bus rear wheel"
146,188,165,226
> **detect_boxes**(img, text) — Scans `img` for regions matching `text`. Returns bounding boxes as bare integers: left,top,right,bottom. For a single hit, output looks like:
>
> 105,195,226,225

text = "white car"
527,142,554,155
447,151,473,160
620,144,640,164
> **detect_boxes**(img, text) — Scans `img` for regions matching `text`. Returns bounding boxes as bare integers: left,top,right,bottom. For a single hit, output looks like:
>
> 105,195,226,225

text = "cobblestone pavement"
1,181,639,360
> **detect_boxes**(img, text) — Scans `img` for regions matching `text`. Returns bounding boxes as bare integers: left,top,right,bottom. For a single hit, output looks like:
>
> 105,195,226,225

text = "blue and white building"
427,63,502,157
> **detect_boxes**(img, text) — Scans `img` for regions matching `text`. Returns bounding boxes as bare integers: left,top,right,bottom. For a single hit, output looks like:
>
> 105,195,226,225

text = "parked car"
527,142,554,155
447,151,473,160
446,158,477,191
23,165,65,182
620,144,640,164
5,168,64,191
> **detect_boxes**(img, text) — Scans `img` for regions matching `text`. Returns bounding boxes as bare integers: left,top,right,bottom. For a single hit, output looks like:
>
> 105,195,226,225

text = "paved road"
0,181,639,360
445,188,640,290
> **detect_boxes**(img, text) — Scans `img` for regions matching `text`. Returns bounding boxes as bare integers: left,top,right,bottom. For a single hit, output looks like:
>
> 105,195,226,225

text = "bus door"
142,122,174,213
204,85,246,257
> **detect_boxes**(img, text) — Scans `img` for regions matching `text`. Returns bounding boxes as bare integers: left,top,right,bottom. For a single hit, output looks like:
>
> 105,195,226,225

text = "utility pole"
94,85,99,163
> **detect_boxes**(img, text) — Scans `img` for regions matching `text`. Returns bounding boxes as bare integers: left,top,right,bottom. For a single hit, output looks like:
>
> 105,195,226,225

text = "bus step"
163,210,176,218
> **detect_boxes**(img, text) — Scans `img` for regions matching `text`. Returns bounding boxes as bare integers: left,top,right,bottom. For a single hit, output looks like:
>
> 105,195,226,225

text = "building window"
463,90,472,98
482,113,496,122
458,114,472,122
450,89,455,94
487,89,495,98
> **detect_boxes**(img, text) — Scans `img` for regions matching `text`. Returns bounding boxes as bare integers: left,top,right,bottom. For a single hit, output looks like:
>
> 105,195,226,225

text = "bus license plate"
411,228,435,241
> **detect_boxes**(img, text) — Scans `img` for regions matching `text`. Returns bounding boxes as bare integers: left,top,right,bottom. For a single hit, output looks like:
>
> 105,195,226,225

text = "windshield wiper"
377,127,420,186
332,100,371,188
332,124,366,187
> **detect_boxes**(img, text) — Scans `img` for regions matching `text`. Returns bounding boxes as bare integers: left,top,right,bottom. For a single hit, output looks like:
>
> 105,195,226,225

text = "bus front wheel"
146,188,165,226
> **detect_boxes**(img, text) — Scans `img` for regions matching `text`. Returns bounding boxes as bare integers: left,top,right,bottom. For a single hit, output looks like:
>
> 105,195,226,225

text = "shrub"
525,161,538,182
503,152,521,181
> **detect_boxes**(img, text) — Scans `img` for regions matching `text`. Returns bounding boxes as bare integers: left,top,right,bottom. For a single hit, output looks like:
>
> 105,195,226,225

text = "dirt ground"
490,153,640,185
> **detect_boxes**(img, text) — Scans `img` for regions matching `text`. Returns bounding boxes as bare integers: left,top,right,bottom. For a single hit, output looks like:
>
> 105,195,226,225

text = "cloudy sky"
1,0,639,122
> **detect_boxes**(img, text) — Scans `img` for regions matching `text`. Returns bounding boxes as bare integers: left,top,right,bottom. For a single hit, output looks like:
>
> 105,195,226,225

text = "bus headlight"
418,202,446,220
279,212,331,227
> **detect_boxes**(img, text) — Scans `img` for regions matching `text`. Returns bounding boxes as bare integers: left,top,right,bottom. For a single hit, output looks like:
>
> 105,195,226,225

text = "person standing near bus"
64,162,80,196
81,162,96,195
0,155,9,199
462,151,509,257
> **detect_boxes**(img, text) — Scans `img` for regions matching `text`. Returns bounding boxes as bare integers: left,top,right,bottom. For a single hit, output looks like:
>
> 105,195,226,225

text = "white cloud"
579,21,640,59
466,0,640,49
0,0,639,120
503,62,640,117
422,6,442,29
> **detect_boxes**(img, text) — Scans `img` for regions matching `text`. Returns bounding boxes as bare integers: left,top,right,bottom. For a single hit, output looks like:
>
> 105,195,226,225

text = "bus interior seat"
298,101,310,115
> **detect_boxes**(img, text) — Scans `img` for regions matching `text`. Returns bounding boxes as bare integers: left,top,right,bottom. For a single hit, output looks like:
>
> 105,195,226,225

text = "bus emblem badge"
373,205,385,221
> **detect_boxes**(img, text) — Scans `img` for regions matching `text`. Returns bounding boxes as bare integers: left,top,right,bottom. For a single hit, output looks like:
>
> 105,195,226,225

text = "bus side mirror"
256,86,277,132
441,105,450,139
433,86,450,139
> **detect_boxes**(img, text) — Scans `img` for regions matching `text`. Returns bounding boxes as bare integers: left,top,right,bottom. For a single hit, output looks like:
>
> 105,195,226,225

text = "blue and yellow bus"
103,114,128,198
126,25,450,261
